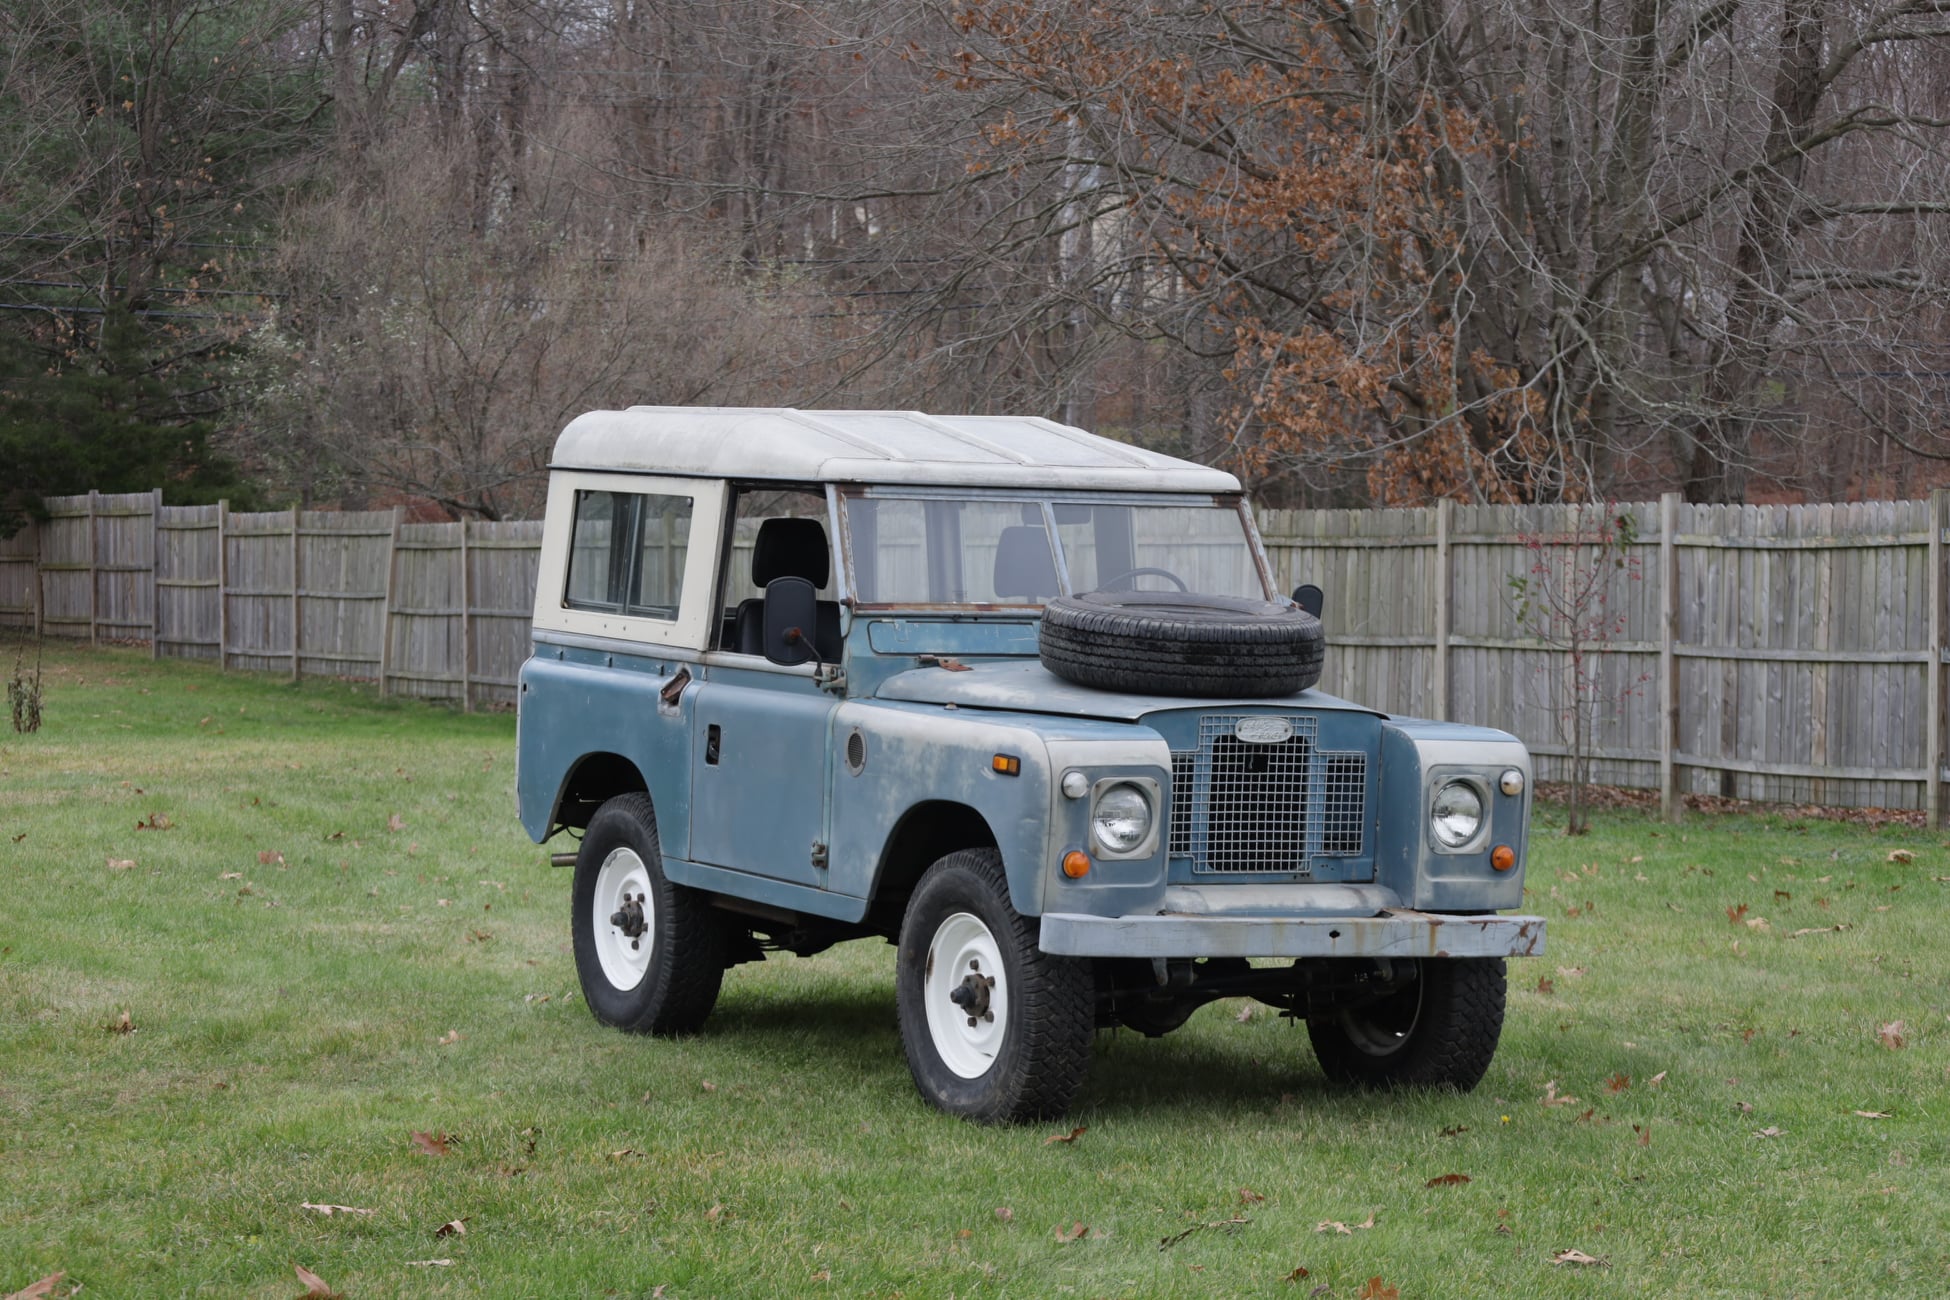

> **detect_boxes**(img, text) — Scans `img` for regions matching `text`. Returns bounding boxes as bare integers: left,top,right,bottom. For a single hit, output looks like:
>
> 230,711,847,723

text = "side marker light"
1061,851,1091,879
1492,845,1516,871
992,754,1020,776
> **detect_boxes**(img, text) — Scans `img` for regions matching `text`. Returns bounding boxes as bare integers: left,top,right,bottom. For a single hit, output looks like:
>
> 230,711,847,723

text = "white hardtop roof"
550,406,1240,493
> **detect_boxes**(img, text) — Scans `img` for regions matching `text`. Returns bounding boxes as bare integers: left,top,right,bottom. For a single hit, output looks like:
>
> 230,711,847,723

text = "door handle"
705,723,721,766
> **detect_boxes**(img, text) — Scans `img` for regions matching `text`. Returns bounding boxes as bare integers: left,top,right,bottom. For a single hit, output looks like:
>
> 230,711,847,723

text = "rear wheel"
571,793,727,1035
1306,958,1506,1090
895,849,1094,1122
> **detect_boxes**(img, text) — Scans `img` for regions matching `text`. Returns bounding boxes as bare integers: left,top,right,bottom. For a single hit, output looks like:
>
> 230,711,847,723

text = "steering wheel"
1097,566,1189,593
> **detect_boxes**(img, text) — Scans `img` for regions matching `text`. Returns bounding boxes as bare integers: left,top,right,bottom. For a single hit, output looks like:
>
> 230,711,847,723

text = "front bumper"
1037,909,1545,960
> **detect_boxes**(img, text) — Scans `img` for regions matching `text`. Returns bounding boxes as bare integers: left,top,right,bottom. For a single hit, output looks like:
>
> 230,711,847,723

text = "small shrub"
8,639,42,733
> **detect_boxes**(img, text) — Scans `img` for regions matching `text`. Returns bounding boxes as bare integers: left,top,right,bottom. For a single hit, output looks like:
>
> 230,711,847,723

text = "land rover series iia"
516,407,1543,1122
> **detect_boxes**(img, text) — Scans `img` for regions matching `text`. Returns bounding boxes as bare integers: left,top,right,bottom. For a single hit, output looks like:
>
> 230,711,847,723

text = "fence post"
289,507,301,682
378,506,401,698
87,488,99,647
150,488,163,659
30,517,43,640
216,501,229,670
459,518,473,713
1433,498,1451,722
1659,492,1680,823
1929,489,1945,830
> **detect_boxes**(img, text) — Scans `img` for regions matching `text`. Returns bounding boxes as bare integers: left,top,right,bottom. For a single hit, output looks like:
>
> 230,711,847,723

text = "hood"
874,658,1383,722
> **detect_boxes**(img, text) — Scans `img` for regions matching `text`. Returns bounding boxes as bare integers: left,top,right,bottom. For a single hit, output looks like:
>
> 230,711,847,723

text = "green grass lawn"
2,641,1946,1298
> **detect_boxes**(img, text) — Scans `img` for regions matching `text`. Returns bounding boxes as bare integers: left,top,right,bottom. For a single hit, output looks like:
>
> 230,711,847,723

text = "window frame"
531,471,727,650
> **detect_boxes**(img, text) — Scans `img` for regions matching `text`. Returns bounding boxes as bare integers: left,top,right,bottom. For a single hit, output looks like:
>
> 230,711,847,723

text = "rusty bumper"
1037,910,1545,960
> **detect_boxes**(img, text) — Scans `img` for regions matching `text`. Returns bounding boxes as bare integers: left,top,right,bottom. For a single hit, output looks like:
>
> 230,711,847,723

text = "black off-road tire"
571,793,727,1035
1306,958,1507,1090
895,849,1094,1123
1039,592,1324,697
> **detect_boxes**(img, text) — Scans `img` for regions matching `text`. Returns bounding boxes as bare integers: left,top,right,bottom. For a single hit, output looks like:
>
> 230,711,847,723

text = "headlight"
1092,782,1153,854
1431,780,1484,848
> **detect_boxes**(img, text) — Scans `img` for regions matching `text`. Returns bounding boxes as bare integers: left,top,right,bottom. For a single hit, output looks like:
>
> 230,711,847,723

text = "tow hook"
948,965,996,1028
610,893,648,948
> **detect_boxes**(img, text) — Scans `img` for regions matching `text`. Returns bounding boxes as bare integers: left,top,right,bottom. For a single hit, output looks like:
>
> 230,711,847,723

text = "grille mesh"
1168,716,1366,874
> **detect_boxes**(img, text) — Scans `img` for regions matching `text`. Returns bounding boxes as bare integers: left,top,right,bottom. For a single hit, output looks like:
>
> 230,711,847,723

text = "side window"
723,487,834,606
564,489,693,618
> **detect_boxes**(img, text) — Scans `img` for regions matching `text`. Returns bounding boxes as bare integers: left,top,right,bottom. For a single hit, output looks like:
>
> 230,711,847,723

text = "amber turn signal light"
1061,850,1091,878
1491,844,1516,871
992,753,1020,776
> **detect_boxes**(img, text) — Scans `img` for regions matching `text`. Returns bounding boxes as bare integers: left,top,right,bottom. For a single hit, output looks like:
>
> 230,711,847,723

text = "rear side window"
565,490,693,618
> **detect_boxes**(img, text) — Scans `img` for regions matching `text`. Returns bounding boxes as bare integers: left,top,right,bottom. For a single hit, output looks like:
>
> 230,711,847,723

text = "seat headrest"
993,525,1059,599
752,517,830,589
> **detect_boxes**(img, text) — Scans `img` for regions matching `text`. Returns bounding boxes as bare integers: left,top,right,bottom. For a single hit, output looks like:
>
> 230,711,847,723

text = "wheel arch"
864,800,1000,935
550,751,650,832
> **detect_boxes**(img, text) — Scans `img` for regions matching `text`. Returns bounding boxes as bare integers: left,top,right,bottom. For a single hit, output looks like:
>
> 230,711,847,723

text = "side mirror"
763,576,819,666
1292,583,1324,619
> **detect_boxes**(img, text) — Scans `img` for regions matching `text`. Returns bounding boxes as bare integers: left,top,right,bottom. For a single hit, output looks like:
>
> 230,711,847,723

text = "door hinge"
810,840,829,870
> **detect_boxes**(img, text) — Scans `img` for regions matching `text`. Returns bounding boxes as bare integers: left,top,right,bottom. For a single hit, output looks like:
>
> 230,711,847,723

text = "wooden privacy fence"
1256,494,1948,825
3,489,1946,824
0,491,540,709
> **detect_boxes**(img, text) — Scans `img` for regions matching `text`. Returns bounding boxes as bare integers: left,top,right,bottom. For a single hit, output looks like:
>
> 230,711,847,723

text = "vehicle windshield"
840,493,1269,607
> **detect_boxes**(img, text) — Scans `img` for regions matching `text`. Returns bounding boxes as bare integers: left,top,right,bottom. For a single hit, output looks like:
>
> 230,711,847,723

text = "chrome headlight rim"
1430,778,1487,850
1090,778,1158,858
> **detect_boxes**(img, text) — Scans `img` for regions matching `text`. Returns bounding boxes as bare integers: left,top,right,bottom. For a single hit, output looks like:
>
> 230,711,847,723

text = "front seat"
993,525,1061,601
733,517,843,660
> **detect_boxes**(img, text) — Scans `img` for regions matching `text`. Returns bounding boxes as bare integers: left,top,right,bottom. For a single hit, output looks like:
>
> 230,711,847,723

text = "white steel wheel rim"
593,846,655,991
924,911,1009,1080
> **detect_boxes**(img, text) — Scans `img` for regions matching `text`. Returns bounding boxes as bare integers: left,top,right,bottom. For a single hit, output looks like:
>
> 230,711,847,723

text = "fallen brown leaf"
1633,1123,1651,1147
1439,1124,1468,1137
2,1273,65,1300
135,813,173,831
1854,1110,1893,1119
409,1130,453,1157
1540,1080,1579,1107
1647,1071,1667,1087
705,1203,726,1222
1790,925,1851,937
1356,1212,1377,1229
993,1206,1014,1222
1878,1021,1907,1050
1281,1266,1311,1283
434,1218,467,1238
1239,1187,1266,1204
1888,849,1914,864
1754,1126,1784,1138
1054,1221,1089,1243
1535,976,1554,995
437,1029,461,1046
220,871,243,880
109,1009,134,1035
106,857,135,871
1552,1248,1607,1267
1235,1003,1255,1023
258,850,284,866
1316,1221,1354,1236
292,1262,340,1298
387,813,406,832
298,1203,374,1217
1606,1073,1631,1093
404,1259,453,1267
1726,902,1749,924
1358,1278,1399,1300
1045,1125,1087,1145
1424,1173,1471,1188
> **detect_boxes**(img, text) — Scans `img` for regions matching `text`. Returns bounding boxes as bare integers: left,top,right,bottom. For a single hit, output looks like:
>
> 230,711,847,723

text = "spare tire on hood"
1038,591,1324,697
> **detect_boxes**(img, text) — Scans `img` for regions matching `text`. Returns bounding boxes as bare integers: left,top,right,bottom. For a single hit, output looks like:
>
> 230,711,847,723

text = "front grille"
1168,715,1367,874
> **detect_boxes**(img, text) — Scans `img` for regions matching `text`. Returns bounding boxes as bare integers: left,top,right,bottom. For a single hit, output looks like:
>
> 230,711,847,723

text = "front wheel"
895,849,1094,1123
1306,958,1506,1090
571,793,727,1035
